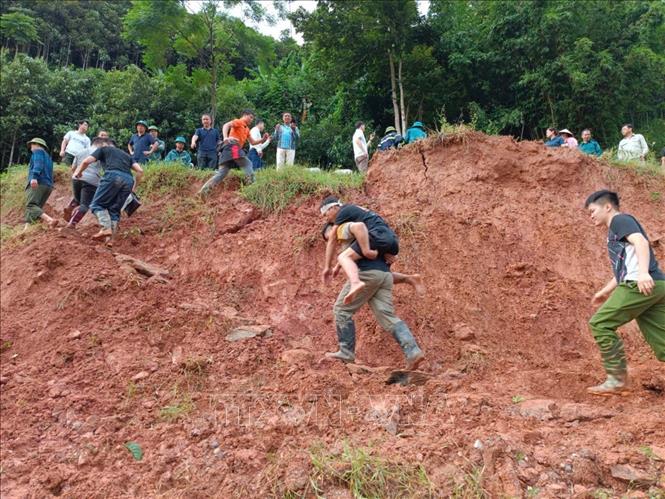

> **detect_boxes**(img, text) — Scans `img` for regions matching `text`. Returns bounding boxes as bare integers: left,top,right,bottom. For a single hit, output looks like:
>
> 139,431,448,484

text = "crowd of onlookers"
20,113,664,244
544,124,664,167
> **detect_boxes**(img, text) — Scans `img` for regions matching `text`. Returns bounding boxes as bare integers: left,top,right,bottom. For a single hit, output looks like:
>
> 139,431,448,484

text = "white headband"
320,201,342,215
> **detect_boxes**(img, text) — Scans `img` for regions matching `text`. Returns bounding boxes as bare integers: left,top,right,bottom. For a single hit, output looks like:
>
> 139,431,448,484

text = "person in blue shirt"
404,121,427,144
128,120,158,164
578,129,603,156
273,112,300,169
191,114,220,169
544,127,564,147
24,138,58,229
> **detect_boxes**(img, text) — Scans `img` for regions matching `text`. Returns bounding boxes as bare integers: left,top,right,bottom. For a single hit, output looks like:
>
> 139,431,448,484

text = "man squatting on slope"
585,190,665,395
320,196,425,369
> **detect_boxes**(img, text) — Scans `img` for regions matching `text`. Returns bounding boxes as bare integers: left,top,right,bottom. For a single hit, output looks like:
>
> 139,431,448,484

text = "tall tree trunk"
398,56,407,135
8,129,17,167
388,50,401,135
63,38,71,67
208,19,217,124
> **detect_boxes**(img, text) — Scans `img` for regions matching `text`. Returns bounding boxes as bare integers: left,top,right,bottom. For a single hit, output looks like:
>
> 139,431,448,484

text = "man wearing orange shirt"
198,109,269,195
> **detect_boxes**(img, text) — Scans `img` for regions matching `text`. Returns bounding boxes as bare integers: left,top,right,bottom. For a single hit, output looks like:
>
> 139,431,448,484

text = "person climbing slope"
584,190,665,395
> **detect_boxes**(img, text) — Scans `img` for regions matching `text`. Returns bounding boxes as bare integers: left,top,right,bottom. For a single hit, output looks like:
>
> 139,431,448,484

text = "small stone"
132,371,149,381
68,330,82,339
452,323,476,341
610,464,655,485
473,439,484,450
280,349,313,365
225,325,272,342
518,399,557,421
365,400,400,435
650,445,665,461
209,439,220,449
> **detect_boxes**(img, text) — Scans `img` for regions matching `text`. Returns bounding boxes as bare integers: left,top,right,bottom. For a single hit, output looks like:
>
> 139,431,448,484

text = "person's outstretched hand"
30,179,38,189
591,290,608,307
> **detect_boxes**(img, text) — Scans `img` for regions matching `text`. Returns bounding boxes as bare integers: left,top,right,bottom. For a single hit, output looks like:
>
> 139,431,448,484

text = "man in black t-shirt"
319,196,424,370
584,190,665,395
75,141,144,242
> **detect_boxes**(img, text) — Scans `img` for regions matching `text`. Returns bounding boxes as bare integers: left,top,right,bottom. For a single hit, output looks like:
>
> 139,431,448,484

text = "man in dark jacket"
378,126,403,151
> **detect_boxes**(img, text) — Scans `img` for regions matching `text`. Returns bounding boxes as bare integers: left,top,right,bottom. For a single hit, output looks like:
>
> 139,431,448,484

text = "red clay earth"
1,133,664,498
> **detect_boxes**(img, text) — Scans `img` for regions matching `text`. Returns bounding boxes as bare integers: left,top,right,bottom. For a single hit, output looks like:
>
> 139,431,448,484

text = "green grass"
239,166,364,213
137,161,210,200
308,442,435,499
159,397,194,422
601,149,665,177
450,465,487,499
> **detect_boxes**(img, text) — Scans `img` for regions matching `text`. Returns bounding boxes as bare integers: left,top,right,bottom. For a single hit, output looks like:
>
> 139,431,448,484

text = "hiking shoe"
587,374,629,395
325,350,355,363
405,349,425,371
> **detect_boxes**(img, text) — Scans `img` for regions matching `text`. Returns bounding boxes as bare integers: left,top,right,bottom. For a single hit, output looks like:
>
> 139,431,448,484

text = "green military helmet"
135,120,149,128
384,126,396,134
174,136,186,144
27,137,48,148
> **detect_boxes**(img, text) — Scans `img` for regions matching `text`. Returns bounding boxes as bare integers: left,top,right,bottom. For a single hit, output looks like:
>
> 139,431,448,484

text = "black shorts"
218,143,247,164
350,226,399,256
63,152,75,166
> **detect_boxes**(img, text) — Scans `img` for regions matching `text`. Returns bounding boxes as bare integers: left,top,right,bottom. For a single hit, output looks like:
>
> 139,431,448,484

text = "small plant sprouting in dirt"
650,191,662,202
511,395,526,404
126,381,138,400
639,445,656,460
308,442,435,498
293,232,319,254
526,485,540,497
394,212,425,240
159,397,194,422
450,465,488,499
1,340,13,352
592,489,612,499
515,451,526,463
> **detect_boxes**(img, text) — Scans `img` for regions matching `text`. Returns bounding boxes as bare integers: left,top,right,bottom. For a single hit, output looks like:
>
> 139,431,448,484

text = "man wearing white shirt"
248,119,270,171
59,120,91,166
617,124,649,162
352,122,369,173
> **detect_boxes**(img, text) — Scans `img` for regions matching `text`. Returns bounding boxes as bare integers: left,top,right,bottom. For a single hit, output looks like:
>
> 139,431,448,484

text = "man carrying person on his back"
248,119,270,171
25,138,58,229
584,190,665,395
191,114,220,169
75,140,144,242
164,136,193,167
128,120,158,165
64,136,107,229
319,196,425,370
578,129,602,157
59,120,91,166
273,112,299,169
198,110,269,195
147,125,165,161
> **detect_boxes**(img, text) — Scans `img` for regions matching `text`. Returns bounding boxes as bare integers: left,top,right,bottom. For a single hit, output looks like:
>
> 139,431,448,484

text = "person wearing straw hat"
128,120,158,165
164,136,193,167
24,138,58,229
147,125,165,161
559,128,578,148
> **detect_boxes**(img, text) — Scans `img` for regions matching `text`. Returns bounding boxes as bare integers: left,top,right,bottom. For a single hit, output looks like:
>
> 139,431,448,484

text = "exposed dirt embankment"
2,134,664,498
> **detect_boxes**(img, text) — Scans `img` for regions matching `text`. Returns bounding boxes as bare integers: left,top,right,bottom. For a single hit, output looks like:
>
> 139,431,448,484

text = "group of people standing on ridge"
544,124,664,166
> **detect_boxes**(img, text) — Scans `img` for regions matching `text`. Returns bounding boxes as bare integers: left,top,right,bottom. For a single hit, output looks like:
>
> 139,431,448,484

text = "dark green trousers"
24,184,53,223
589,280,665,375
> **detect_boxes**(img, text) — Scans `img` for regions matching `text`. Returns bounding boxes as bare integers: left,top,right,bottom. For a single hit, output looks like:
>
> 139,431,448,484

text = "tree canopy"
1,0,663,169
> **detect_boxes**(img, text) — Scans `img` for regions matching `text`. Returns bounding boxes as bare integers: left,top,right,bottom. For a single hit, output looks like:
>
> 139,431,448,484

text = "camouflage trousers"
589,280,665,375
